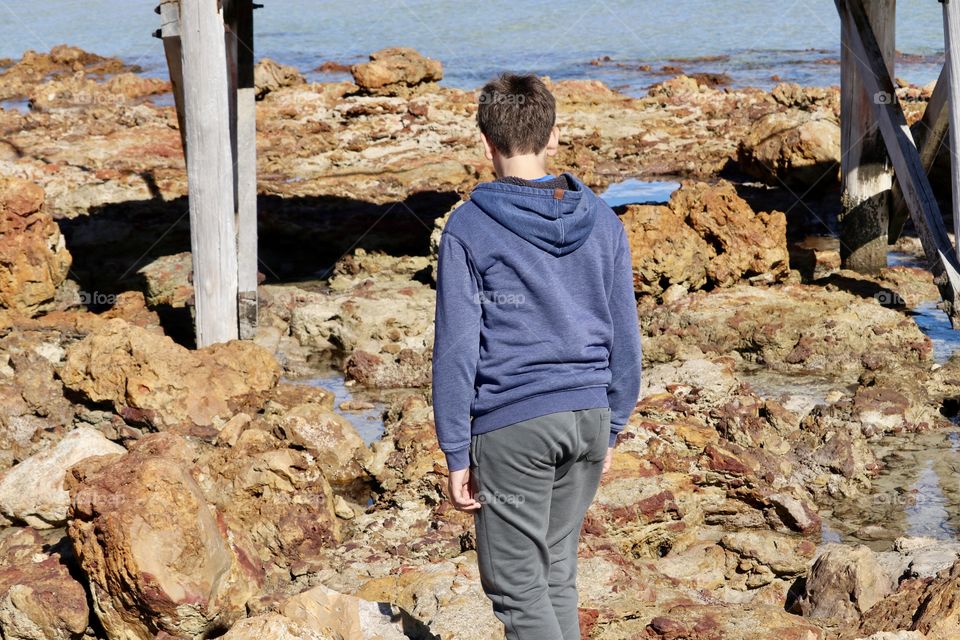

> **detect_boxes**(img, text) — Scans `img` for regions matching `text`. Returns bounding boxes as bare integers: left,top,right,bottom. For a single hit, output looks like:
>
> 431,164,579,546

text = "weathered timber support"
944,0,960,255
889,64,948,241
178,0,239,346
839,0,894,274
837,0,960,323
234,0,259,338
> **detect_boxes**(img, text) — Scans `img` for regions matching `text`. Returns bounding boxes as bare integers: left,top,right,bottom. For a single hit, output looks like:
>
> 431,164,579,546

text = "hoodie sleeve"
606,223,643,447
431,231,482,471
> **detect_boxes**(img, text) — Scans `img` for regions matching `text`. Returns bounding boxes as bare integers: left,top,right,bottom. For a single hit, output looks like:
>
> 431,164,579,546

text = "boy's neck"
494,153,550,181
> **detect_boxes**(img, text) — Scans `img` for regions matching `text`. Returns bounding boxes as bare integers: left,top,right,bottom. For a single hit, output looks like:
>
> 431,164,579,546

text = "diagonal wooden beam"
888,64,948,241
836,0,960,322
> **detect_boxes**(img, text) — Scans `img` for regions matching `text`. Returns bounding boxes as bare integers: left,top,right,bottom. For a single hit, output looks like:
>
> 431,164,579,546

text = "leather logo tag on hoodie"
553,188,564,200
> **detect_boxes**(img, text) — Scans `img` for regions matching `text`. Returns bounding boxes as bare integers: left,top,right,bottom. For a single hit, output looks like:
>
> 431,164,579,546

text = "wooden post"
837,0,960,322
889,64,948,241
944,0,960,255
235,0,259,338
839,0,894,273
178,0,239,346
158,1,187,153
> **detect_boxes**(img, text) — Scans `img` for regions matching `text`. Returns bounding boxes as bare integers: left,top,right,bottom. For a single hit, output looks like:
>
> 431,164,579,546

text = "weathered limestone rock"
279,584,405,639
351,47,442,96
737,110,841,190
221,613,330,640
646,603,825,639
66,433,263,639
0,176,71,315
137,251,192,308
799,545,894,623
254,58,306,99
59,318,280,431
270,401,372,486
620,180,789,297
850,560,960,640
0,329,76,472
357,553,502,640
643,284,931,380
0,528,89,640
194,428,342,583
0,426,125,528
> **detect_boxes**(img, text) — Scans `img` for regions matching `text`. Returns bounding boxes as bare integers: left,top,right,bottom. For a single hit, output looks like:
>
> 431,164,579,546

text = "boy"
431,73,642,640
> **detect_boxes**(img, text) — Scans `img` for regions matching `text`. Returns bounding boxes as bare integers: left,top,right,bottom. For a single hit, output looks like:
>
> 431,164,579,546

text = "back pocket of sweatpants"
585,408,610,461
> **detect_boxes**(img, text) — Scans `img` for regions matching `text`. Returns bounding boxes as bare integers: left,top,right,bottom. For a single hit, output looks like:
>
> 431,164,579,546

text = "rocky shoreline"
0,45,959,639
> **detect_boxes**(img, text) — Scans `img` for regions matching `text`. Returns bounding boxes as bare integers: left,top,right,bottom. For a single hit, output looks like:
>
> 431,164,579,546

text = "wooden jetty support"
158,0,258,347
836,0,960,323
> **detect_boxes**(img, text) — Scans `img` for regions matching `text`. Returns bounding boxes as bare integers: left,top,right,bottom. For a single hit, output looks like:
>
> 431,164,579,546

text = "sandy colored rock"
646,603,824,639
799,545,893,623
194,429,342,584
271,401,372,486
0,328,76,472
737,109,841,189
254,58,306,99
0,175,71,315
849,560,960,640
351,47,442,96
643,284,931,380
0,528,89,640
280,584,405,639
59,317,280,431
357,552,502,640
66,432,263,639
137,251,193,307
221,612,331,640
0,426,125,528
621,181,789,297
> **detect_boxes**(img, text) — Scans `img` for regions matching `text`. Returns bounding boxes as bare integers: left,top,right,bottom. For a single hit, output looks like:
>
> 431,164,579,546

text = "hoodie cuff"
443,446,470,472
608,429,620,448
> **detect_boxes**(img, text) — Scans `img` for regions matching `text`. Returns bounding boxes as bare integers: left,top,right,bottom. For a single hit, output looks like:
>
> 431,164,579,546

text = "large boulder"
620,181,789,298
254,58,305,99
798,545,894,623
66,432,263,639
737,110,841,190
643,284,931,380
851,559,960,639
59,318,280,432
0,328,76,472
0,176,71,315
0,426,125,528
351,47,443,96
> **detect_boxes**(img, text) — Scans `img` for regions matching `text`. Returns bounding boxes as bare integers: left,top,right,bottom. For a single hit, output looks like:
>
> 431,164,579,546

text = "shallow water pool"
600,178,680,207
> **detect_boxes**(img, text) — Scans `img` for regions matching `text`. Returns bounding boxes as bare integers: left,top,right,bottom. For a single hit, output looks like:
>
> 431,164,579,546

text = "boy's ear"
479,132,496,161
545,126,560,157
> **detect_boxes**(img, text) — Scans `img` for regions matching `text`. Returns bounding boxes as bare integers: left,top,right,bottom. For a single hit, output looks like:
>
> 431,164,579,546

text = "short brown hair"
477,74,556,158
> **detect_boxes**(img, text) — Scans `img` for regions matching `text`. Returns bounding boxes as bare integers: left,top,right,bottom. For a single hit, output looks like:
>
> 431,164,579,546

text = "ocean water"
0,0,947,93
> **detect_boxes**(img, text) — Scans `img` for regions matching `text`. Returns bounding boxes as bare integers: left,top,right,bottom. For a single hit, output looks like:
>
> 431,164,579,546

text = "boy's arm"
606,224,643,447
431,231,482,471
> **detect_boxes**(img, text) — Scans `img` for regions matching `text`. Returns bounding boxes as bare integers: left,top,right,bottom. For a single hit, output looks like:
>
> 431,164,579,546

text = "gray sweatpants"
469,407,610,640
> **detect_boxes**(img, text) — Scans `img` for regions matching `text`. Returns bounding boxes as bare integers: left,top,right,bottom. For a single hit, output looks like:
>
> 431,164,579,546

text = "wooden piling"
178,0,239,346
235,0,259,339
838,0,894,274
943,0,960,255
837,0,960,322
889,65,948,242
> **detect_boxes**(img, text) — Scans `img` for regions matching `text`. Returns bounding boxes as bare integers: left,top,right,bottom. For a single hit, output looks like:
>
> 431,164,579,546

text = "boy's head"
477,74,558,166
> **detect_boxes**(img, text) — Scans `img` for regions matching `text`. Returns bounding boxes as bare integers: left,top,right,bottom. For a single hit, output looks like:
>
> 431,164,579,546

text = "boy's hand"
602,448,614,474
448,467,482,511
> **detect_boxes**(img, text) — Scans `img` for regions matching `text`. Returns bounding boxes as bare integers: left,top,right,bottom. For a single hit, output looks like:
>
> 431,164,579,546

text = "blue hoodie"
431,173,643,471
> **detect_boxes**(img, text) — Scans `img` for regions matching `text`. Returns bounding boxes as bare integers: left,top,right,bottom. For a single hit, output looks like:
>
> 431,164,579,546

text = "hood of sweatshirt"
468,172,598,257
